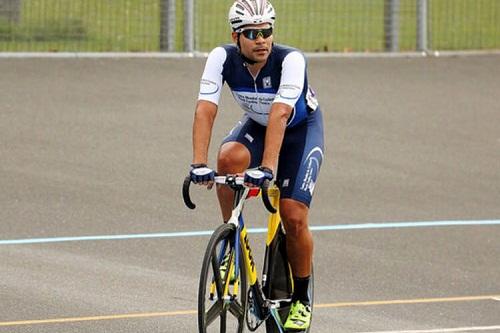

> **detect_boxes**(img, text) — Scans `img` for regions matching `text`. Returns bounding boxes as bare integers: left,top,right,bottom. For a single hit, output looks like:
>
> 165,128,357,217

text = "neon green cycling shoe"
219,253,237,284
283,300,311,331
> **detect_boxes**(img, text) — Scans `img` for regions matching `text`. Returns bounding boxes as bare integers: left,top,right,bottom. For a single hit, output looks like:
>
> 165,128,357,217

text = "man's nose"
255,35,265,42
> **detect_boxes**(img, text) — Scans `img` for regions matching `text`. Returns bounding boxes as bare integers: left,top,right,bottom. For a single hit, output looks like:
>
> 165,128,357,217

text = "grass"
0,0,162,52
0,0,498,52
195,0,500,52
430,0,500,50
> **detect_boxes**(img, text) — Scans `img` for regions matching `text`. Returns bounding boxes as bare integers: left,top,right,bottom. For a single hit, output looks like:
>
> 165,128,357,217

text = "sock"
292,275,311,305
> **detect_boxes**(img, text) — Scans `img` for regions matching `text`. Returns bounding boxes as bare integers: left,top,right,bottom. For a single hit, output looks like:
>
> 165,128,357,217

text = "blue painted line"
0,220,498,246
310,220,500,231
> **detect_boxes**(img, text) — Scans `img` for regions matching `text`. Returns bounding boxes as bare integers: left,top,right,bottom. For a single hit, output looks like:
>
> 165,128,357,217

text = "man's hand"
244,166,273,187
190,164,215,186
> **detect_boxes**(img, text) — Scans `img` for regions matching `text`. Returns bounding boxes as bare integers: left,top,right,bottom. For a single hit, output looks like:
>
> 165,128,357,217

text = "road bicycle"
183,174,314,333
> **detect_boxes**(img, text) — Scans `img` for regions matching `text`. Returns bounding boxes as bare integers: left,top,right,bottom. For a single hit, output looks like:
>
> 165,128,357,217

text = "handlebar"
182,175,277,214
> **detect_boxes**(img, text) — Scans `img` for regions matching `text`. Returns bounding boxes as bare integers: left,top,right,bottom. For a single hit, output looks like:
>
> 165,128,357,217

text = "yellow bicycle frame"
265,186,281,246
212,186,283,298
240,186,281,285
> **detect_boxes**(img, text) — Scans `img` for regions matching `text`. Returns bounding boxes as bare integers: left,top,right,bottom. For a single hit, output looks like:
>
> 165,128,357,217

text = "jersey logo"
199,79,219,95
277,84,301,99
306,85,319,111
263,76,272,89
301,147,324,195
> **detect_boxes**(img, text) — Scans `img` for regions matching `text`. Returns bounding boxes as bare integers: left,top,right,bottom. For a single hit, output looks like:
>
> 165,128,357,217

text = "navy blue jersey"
198,43,325,205
198,44,319,128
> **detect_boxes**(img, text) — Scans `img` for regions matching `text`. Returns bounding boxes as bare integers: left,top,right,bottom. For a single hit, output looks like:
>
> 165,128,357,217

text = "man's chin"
252,53,269,63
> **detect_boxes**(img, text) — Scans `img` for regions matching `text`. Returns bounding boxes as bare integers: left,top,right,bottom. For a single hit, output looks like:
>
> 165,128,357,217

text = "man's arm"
192,47,225,166
262,51,306,172
261,102,292,172
192,100,218,165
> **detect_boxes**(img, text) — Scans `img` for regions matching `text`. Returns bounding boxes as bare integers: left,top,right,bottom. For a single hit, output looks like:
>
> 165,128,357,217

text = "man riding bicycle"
189,0,324,330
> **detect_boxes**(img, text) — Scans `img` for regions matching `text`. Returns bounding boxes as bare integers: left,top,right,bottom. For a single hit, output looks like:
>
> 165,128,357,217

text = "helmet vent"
228,0,275,31
240,0,255,16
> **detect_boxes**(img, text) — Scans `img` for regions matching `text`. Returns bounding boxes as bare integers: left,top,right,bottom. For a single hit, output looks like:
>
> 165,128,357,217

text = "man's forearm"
192,101,217,164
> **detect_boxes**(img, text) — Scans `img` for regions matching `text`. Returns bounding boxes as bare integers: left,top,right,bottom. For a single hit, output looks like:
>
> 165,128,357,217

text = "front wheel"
198,223,247,333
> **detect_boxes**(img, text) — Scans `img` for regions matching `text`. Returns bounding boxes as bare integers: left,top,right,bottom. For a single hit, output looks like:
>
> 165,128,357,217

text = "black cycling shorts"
221,109,324,207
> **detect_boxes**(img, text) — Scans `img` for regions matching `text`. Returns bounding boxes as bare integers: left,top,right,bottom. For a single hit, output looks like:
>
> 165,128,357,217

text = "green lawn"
0,0,162,51
195,0,500,52
0,0,498,52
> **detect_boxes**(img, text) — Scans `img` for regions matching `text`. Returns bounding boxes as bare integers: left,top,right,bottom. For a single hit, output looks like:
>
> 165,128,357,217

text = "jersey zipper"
246,66,261,110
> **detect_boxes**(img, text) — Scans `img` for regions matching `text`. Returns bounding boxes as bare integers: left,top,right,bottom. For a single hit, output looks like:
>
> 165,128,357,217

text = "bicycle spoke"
228,299,244,318
220,311,227,333
205,299,225,327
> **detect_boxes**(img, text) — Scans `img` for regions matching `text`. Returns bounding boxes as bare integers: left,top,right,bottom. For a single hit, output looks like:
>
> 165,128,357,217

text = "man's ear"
231,32,239,43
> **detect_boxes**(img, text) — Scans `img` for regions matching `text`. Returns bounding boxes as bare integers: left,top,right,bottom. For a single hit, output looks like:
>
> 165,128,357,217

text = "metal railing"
0,0,499,53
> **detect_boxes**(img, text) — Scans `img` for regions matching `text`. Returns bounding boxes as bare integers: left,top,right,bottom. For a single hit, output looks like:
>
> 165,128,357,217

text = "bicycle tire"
198,223,247,333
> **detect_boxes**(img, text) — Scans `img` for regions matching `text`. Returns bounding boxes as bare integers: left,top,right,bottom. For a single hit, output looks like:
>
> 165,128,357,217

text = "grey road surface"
1,55,499,333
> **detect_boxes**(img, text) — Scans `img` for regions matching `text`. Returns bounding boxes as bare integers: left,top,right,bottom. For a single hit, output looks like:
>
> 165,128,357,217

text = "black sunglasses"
240,27,273,40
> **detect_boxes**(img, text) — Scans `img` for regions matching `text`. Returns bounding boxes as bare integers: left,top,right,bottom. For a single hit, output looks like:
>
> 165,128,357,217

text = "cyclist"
189,0,324,330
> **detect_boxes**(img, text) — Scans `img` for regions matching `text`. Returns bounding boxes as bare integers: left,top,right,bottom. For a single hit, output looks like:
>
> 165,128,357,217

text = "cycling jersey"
198,44,319,128
198,43,324,206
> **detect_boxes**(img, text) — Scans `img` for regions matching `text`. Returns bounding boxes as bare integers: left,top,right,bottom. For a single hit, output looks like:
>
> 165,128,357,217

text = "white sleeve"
197,47,227,105
273,51,306,108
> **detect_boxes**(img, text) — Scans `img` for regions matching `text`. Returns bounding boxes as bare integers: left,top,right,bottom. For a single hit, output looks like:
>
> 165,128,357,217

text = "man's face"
232,23,274,64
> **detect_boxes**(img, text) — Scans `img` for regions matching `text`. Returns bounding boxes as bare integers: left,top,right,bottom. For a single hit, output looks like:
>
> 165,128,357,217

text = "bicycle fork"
238,216,268,317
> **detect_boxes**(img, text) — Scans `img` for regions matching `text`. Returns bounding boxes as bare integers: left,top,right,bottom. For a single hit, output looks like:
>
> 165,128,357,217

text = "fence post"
384,0,400,52
416,0,428,52
0,0,21,23
160,0,176,52
184,0,194,52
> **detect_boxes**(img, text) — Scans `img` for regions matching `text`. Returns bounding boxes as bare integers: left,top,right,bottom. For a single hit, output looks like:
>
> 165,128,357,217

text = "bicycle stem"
227,187,250,226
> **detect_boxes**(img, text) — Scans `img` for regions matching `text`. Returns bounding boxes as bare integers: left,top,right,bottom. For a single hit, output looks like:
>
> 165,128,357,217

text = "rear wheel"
198,223,247,333
265,269,314,332
264,227,314,333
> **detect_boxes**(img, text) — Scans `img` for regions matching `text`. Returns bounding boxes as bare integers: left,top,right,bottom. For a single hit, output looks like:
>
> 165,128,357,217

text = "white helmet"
228,0,276,31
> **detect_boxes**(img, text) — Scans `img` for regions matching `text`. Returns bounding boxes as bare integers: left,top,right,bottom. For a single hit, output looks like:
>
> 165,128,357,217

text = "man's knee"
217,142,251,172
280,199,309,238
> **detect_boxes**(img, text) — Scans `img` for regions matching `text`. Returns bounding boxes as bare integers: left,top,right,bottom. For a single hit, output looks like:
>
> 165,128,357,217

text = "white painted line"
0,219,499,245
358,325,500,333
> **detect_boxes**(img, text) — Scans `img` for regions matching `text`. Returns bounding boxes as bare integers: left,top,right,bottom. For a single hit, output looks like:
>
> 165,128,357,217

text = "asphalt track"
1,54,499,333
